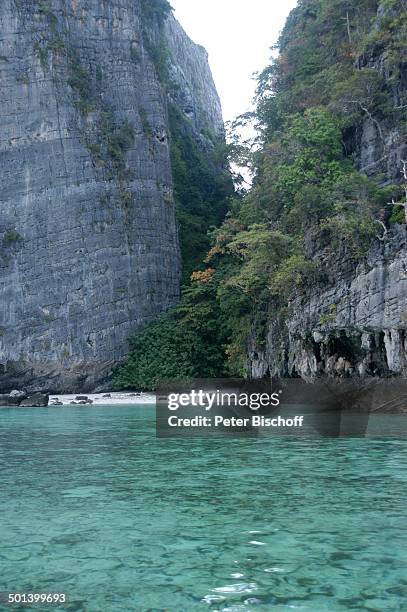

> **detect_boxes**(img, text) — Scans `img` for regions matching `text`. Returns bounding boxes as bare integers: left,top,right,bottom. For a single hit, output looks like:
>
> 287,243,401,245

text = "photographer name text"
168,415,304,428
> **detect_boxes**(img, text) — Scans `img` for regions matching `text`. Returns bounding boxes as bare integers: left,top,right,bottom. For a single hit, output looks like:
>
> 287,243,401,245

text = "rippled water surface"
1,405,407,611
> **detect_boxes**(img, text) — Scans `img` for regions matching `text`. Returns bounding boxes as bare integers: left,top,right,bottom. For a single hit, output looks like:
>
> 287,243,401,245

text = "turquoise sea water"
0,405,407,611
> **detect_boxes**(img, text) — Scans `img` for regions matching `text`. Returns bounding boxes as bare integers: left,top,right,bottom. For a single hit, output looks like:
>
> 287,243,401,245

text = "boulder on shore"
19,392,49,407
10,389,27,400
0,393,20,406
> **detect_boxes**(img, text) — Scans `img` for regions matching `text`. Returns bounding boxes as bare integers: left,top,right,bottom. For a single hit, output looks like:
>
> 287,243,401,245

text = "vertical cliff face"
249,227,407,380
164,16,224,138
248,0,407,381
356,1,407,181
0,0,223,392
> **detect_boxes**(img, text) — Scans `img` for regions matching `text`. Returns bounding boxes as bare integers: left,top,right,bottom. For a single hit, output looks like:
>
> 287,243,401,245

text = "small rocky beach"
0,390,156,407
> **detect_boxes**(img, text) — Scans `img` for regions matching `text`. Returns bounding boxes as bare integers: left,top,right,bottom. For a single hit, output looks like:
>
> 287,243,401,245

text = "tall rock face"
249,227,407,380
250,1,407,381
0,0,223,392
164,16,224,138
356,1,407,181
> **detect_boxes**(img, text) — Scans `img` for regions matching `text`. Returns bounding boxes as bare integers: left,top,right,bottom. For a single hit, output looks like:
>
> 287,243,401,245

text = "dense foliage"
139,0,173,27
139,2,233,280
114,0,406,389
169,104,233,280
113,280,227,390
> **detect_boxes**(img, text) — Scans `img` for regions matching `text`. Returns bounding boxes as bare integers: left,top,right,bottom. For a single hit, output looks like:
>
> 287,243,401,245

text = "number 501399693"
0,593,67,605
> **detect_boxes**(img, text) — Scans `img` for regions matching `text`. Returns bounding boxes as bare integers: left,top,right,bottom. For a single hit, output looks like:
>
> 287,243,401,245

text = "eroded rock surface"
0,1,222,392
250,226,407,380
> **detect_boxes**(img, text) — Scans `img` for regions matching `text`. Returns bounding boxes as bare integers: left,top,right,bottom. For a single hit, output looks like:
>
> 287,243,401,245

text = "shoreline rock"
0,393,21,406
0,390,49,407
0,389,156,407
19,392,49,407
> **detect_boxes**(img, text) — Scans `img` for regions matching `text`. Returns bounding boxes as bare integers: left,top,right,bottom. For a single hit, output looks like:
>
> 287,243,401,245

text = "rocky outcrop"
355,2,407,181
250,226,407,380
0,390,48,406
0,394,21,407
0,1,223,392
250,2,407,382
19,392,49,407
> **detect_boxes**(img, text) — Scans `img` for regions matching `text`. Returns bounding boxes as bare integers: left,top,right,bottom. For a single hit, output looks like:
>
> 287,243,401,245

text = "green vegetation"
114,89,233,390
68,54,94,115
169,103,233,280
34,34,65,69
33,42,48,68
319,304,338,326
139,0,172,27
47,35,65,53
3,230,22,245
145,36,170,83
35,0,53,16
84,111,135,197
99,113,135,166
389,205,406,224
16,74,29,85
30,4,137,214
114,0,406,389
139,107,152,138
32,1,64,69
113,280,227,390
139,0,173,83
119,189,133,209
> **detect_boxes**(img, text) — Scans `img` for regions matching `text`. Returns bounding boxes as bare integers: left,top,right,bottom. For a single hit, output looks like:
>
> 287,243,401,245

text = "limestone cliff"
249,226,407,379
0,0,223,392
250,1,407,381
356,1,407,181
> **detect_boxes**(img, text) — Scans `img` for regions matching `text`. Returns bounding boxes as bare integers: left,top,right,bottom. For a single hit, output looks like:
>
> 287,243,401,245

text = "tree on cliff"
115,0,407,388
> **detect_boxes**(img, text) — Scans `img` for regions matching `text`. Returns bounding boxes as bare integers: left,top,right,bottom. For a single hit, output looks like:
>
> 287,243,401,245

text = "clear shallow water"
0,406,407,612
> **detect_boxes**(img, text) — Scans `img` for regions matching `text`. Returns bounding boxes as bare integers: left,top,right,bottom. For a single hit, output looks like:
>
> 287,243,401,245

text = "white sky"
170,0,298,123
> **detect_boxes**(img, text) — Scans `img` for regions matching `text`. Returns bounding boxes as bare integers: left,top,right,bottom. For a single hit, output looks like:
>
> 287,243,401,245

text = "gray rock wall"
164,15,224,137
249,227,407,380
356,2,407,180
250,1,407,382
0,0,223,392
